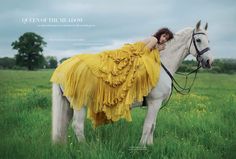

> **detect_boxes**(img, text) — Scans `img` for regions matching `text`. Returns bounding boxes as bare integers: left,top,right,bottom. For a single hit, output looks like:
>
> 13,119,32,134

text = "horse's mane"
165,27,193,48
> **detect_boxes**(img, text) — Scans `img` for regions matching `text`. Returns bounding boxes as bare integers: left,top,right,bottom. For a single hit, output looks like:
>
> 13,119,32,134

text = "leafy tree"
0,57,16,69
45,56,58,68
11,32,47,70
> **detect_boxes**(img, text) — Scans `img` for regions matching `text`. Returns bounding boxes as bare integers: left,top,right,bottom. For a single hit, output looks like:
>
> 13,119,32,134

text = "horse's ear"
204,22,208,30
196,20,201,31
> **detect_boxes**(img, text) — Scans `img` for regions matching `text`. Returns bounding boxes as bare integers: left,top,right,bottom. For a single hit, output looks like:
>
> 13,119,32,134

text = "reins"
159,62,201,110
160,29,210,109
161,62,201,95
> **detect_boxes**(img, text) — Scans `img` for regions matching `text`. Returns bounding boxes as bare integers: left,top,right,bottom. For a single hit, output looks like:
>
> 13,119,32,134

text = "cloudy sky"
0,0,235,61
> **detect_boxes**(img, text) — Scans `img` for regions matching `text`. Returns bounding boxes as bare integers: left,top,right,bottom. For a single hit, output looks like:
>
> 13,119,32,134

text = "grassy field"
0,69,235,159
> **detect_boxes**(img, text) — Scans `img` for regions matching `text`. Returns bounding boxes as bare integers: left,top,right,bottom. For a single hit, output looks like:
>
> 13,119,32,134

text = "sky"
0,0,236,61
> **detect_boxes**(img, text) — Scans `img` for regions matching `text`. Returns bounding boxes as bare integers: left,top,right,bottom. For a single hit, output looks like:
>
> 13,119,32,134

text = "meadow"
0,69,235,159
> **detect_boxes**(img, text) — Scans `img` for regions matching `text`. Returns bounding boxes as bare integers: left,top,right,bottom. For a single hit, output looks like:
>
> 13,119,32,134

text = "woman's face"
159,33,170,44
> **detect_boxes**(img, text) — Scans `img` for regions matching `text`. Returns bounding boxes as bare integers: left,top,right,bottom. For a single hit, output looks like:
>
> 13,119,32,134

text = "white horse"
51,21,213,146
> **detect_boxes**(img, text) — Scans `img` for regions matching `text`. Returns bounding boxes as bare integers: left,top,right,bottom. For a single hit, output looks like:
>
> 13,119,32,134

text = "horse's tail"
52,83,73,143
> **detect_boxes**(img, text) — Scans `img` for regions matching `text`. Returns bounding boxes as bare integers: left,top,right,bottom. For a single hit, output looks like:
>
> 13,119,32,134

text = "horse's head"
188,21,213,68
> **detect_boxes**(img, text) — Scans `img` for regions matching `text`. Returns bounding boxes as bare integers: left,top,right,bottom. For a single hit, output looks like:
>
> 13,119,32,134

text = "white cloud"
52,3,93,14
0,0,236,59
44,38,143,60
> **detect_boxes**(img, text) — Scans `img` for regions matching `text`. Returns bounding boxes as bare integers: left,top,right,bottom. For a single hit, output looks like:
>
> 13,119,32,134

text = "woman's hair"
153,27,174,44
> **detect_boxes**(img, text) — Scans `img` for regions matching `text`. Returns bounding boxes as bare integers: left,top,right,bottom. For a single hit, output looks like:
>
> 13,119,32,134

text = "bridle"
159,29,211,109
188,29,210,63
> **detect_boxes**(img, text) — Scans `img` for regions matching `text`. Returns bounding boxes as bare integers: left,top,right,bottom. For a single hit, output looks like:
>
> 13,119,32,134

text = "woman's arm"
156,43,166,51
141,37,158,51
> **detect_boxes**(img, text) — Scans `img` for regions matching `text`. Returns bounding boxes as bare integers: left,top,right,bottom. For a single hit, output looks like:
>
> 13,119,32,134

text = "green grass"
0,69,235,159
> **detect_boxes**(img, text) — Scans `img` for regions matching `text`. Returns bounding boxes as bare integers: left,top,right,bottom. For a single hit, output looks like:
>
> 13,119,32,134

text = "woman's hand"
156,43,166,51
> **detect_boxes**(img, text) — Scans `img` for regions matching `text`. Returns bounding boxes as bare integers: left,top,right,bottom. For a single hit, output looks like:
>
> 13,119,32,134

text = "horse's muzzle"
202,59,212,69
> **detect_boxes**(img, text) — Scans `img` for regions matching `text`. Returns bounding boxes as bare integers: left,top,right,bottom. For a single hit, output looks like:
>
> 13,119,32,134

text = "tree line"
1,56,235,74
0,32,235,73
0,56,58,70
178,59,236,74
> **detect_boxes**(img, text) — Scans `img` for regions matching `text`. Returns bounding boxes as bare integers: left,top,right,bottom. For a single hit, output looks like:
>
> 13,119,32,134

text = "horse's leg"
139,98,162,146
139,67,172,146
72,107,86,142
52,83,73,143
146,98,165,145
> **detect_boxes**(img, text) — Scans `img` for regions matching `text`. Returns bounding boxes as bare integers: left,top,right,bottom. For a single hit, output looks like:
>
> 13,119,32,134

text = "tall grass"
0,70,235,159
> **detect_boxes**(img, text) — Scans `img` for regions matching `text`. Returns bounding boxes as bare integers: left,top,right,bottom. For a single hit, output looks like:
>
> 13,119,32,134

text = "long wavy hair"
153,28,174,44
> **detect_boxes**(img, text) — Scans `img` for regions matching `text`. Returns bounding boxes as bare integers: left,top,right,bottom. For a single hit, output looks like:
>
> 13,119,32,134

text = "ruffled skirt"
50,42,161,127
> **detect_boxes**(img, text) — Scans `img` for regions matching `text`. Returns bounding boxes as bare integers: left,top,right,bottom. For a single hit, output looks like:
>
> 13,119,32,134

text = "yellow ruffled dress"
50,41,161,127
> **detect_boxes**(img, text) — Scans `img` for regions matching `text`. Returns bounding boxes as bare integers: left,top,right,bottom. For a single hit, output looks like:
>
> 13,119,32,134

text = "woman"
141,28,173,107
142,27,173,51
50,28,173,127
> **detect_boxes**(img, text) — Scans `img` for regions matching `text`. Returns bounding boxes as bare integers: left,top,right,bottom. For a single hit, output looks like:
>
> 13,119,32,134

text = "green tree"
11,32,47,70
0,57,16,69
45,56,58,68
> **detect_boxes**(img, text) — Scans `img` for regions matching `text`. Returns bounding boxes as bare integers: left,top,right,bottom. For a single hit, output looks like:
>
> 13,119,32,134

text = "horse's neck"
160,28,193,75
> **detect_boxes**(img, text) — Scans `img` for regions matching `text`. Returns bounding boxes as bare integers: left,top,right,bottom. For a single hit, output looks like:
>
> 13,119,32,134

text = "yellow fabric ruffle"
50,42,161,127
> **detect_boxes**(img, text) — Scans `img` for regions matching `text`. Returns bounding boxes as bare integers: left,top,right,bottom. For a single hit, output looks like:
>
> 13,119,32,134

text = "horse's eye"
196,39,201,43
